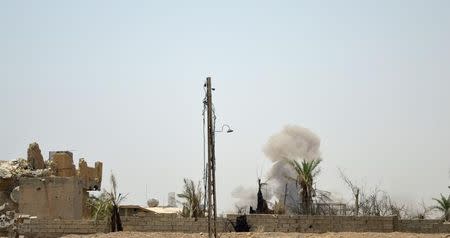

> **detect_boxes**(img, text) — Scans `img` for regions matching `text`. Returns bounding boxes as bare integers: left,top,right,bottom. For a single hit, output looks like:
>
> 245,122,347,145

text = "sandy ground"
62,232,450,238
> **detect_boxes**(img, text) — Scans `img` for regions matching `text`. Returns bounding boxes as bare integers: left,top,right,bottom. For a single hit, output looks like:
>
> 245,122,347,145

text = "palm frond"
286,158,322,215
177,178,204,219
432,193,450,221
108,173,117,202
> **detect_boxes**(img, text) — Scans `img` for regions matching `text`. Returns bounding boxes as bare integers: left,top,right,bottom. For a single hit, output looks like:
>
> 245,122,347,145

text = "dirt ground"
62,232,450,238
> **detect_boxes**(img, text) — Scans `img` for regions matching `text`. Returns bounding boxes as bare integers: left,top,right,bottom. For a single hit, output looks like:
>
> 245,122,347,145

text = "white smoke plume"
264,125,321,162
263,125,321,213
231,184,273,213
231,186,257,212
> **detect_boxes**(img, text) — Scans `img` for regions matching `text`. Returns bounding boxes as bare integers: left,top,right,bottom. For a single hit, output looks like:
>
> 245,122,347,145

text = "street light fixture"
215,124,234,133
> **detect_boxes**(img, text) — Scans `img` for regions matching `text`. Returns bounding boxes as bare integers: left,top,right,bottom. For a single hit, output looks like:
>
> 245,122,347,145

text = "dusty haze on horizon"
1,1,450,212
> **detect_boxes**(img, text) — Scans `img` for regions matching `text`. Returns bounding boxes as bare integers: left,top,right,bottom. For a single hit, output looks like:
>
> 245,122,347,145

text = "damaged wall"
78,159,102,191
18,177,86,220
49,151,103,191
50,152,76,177
0,143,103,221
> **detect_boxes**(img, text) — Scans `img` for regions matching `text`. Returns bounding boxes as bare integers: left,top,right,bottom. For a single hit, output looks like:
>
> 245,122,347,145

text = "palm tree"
177,178,204,220
88,172,126,232
107,173,127,232
432,194,450,221
287,158,322,215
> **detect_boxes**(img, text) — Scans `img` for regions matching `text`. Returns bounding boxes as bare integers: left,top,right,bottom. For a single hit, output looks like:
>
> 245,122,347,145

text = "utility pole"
205,77,217,238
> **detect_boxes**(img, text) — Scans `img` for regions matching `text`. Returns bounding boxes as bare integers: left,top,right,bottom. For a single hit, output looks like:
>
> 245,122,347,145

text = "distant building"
119,205,181,217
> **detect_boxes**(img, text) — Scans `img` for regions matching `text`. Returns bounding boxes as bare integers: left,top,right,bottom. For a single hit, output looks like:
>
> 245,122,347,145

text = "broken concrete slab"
27,143,45,170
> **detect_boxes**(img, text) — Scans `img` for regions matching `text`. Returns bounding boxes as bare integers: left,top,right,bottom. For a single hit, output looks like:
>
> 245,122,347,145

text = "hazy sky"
1,1,450,212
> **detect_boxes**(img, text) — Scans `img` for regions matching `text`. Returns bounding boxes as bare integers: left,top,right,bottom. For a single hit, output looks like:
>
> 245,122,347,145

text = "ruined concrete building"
0,143,102,223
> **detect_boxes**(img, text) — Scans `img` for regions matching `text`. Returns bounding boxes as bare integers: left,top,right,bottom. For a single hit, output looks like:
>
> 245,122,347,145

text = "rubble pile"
0,158,53,180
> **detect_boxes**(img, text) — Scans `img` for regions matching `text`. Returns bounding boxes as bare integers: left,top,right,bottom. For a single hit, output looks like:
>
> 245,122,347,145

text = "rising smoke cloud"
231,186,257,211
263,125,321,162
263,125,321,212
231,184,273,213
231,125,321,213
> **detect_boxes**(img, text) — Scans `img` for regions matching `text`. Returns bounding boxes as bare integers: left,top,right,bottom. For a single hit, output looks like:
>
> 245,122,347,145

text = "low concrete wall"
398,219,450,233
122,214,228,233
17,214,450,237
18,219,109,238
228,214,395,233
18,213,231,238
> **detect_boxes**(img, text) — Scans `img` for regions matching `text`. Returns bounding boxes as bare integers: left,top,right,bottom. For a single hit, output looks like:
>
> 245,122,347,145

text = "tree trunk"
110,205,123,232
115,206,123,231
355,189,360,216
300,183,311,215
110,207,116,232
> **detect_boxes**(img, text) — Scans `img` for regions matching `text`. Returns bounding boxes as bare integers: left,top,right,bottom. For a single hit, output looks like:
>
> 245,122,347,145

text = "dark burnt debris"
249,179,273,214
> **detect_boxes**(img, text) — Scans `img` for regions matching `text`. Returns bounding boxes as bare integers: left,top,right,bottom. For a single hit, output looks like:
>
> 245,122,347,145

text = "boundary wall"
17,214,450,237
